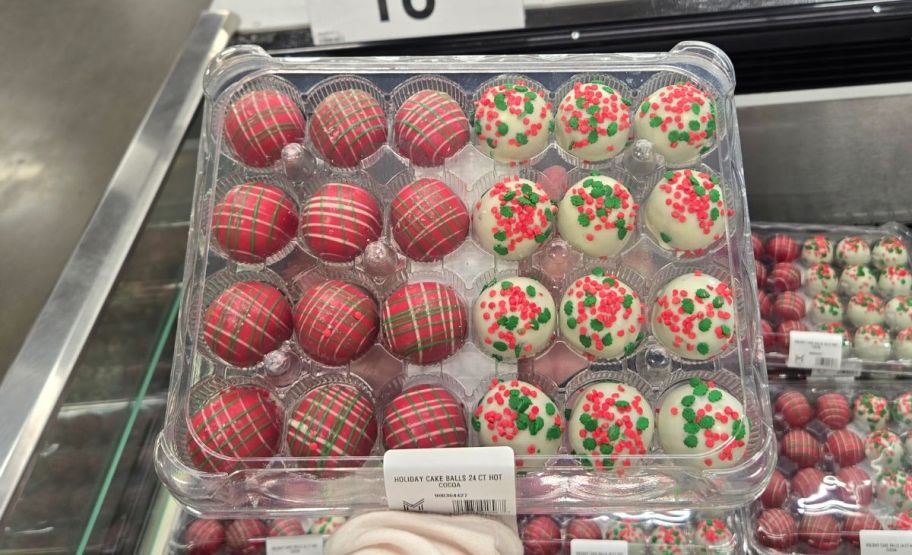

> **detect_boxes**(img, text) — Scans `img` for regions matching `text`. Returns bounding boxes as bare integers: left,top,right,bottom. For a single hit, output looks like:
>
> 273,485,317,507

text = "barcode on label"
451,499,508,514
814,357,840,368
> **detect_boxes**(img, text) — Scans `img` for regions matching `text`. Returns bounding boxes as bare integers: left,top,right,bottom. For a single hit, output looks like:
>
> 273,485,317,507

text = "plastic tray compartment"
745,379,912,554
155,43,774,515
752,222,912,373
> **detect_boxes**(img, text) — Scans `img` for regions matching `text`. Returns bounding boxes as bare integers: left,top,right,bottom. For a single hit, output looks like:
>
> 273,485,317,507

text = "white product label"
310,0,525,45
860,530,912,554
266,535,323,555
571,539,628,555
383,446,516,515
787,331,843,370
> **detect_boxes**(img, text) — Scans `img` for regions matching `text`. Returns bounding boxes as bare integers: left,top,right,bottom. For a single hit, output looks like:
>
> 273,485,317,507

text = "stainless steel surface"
738,82,912,224
0,11,238,520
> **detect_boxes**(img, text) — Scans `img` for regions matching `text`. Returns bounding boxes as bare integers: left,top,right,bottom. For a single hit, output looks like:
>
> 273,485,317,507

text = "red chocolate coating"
565,517,602,543
773,291,806,321
225,519,268,555
752,233,764,260
382,384,467,450
300,183,382,263
836,465,873,505
393,89,469,166
816,392,851,429
390,178,469,262
775,390,814,428
184,519,225,555
792,467,828,499
766,234,800,263
761,469,789,508
782,429,823,467
309,89,387,168
224,90,305,168
212,182,298,264
269,518,305,537
755,260,768,289
759,291,773,320
799,514,841,552
844,511,882,546
187,386,283,473
756,508,798,550
203,281,293,367
826,428,865,466
294,280,379,366
776,320,808,351
286,383,377,465
766,262,802,293
522,516,562,555
762,319,775,352
381,282,467,364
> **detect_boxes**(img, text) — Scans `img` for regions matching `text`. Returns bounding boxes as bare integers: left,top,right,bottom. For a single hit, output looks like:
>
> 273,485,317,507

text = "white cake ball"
557,175,636,258
652,272,735,360
839,265,877,295
865,430,904,471
559,270,645,359
836,237,871,266
886,296,912,331
872,236,909,269
472,176,556,260
895,328,912,360
879,266,912,297
801,235,834,265
818,322,853,358
569,381,653,471
805,263,839,295
554,81,632,162
472,81,553,162
809,292,844,325
472,277,555,361
633,83,716,165
847,292,885,327
644,169,729,254
853,325,891,362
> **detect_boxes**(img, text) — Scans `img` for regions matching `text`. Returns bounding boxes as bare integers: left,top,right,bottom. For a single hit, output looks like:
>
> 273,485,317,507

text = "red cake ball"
759,291,773,319
799,514,841,551
382,384,468,450
300,183,382,263
827,428,865,466
792,467,828,499
390,178,469,262
184,519,225,555
269,518,305,538
294,280,379,366
844,511,882,546
782,429,823,467
286,383,377,465
836,465,873,505
187,386,283,473
224,89,305,168
309,89,387,168
773,291,806,321
766,262,802,293
212,182,298,264
752,233,764,260
777,320,808,351
766,234,800,263
381,282,467,364
393,89,469,166
817,392,851,429
756,508,798,550
776,390,814,428
225,519,268,555
203,281,293,367
565,517,602,543
761,469,790,508
755,260,767,289
522,516,562,555
762,319,775,352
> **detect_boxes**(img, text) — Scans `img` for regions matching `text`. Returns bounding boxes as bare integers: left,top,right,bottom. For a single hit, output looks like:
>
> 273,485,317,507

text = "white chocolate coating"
839,265,877,295
836,237,871,266
809,292,844,325
886,296,912,331
557,175,636,258
652,272,735,360
866,430,904,471
805,264,839,295
472,82,553,162
554,81,632,162
645,170,728,254
879,267,912,297
818,323,853,358
903,433,912,467
559,272,645,359
873,237,909,269
568,381,653,471
847,292,885,327
853,325,892,362
472,277,555,361
876,470,912,512
801,235,834,265
896,329,912,360
472,177,556,261
633,83,716,165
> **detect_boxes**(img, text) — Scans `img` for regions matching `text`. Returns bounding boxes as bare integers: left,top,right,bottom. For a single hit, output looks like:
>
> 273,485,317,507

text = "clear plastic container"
154,42,774,515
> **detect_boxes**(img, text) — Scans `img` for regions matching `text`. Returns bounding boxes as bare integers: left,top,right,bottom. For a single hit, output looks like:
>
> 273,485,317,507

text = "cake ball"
634,83,716,165
473,80,553,162
382,384,467,450
559,271,645,359
294,280,379,366
773,291,806,321
766,262,802,294
473,277,555,361
792,467,828,499
286,383,377,464
810,292,844,325
605,520,647,545
225,519,268,555
187,387,283,473
184,519,225,555
647,525,687,555
877,470,912,512
781,429,822,467
865,430,904,470
309,89,387,167
269,518,305,538
843,511,882,546
211,182,298,264
652,272,735,360
879,266,912,297
565,517,602,543
904,432,912,467
896,328,912,360
853,324,891,362
893,391,912,427
847,292,885,327
762,320,775,352
390,178,469,262
840,265,877,295
853,392,890,431
873,236,909,268
644,169,729,254
657,377,748,468
393,89,469,166
224,89,305,168
308,516,347,535
381,282,467,364
802,235,834,264
886,296,912,330
755,260,767,289
775,390,813,428
556,175,636,258
836,237,872,266
761,469,789,508
300,183,382,263
776,320,808,351
806,263,839,295
836,465,873,505
472,176,556,260
752,233,764,259
203,281,293,367
798,514,841,552
756,508,798,550
765,234,800,263
759,291,773,319
827,428,865,466
817,392,851,429
569,381,653,471
522,516,562,555
819,323,853,359
472,378,563,467
555,80,632,161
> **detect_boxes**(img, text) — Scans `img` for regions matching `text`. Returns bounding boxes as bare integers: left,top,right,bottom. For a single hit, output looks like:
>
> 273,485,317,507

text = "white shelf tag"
860,529,912,554
571,539,629,555
266,535,323,555
788,331,843,370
